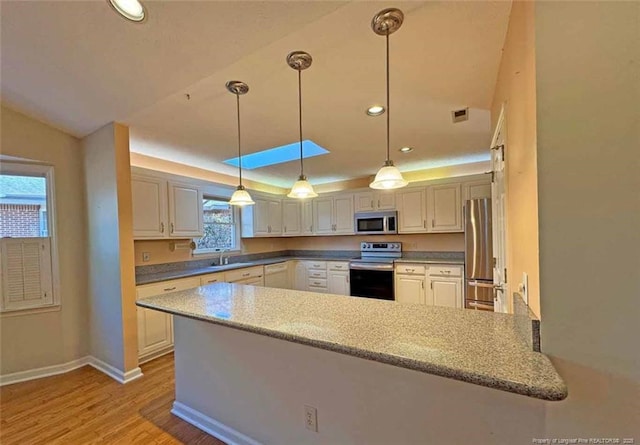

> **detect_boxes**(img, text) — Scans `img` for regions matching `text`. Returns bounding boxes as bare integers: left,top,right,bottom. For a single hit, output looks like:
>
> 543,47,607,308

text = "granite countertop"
136,255,465,285
137,283,567,401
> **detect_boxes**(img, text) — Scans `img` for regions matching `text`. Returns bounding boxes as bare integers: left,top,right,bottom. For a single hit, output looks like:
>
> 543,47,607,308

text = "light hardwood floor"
0,354,225,445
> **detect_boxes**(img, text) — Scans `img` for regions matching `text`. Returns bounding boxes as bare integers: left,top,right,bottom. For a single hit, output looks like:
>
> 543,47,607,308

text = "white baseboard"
1,356,143,386
88,357,143,384
172,401,262,445
138,346,173,365
0,356,91,386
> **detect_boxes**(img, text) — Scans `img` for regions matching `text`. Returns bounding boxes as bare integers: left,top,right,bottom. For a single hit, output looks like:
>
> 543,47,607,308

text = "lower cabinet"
327,262,350,296
136,276,200,363
395,263,463,309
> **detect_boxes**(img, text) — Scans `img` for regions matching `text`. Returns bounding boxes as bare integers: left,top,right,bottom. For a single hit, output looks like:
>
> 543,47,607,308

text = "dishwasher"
264,262,289,289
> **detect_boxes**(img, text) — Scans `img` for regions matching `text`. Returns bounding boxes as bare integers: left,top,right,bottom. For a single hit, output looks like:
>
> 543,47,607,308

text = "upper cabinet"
397,176,490,234
426,183,462,232
313,193,354,235
132,175,203,239
354,191,396,212
301,201,314,235
282,200,302,237
242,197,282,237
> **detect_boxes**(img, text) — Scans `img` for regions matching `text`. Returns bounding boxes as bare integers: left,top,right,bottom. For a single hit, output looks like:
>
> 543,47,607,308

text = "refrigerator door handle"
467,301,495,311
468,280,499,289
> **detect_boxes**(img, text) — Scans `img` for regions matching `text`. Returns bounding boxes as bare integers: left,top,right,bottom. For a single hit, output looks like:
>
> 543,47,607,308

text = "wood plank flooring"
0,354,225,445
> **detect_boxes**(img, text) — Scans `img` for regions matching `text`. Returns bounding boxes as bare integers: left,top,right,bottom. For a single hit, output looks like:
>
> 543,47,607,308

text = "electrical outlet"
304,405,317,432
142,252,151,262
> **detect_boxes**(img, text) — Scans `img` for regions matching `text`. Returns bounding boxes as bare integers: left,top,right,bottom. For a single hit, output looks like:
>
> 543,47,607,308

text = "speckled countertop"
137,283,567,401
136,255,464,285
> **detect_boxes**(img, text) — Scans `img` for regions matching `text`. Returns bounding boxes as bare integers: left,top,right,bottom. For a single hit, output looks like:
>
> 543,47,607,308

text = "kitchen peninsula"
137,282,566,445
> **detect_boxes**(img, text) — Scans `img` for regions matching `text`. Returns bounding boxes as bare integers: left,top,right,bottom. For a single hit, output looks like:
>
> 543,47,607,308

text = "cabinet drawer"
200,272,226,286
327,262,349,271
265,262,288,274
428,265,463,277
226,266,264,283
308,270,327,279
306,261,326,270
136,277,201,300
395,264,426,275
308,278,327,288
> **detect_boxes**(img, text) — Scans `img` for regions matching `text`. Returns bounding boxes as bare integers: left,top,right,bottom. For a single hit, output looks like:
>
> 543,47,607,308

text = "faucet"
219,248,229,266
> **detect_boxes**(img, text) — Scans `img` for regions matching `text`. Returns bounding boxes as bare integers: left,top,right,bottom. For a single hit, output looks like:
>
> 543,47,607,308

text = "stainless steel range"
349,242,401,300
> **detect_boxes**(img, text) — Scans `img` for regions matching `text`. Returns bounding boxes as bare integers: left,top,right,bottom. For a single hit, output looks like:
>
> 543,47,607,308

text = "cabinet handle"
432,219,435,228
378,199,380,208
242,272,250,277
423,220,427,229
207,279,218,283
160,222,165,233
430,281,433,289
441,270,450,274
170,223,174,234
421,281,424,289
163,286,177,292
371,200,374,208
284,226,287,233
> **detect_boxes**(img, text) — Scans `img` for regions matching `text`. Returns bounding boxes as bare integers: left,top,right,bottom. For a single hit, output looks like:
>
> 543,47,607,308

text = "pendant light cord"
298,69,304,177
385,31,390,163
236,93,243,186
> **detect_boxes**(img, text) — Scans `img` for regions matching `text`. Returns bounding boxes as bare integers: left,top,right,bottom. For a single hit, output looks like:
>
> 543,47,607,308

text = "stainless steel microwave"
354,211,398,235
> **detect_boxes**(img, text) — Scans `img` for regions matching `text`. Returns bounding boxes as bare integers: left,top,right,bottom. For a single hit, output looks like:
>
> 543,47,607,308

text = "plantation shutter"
0,237,53,311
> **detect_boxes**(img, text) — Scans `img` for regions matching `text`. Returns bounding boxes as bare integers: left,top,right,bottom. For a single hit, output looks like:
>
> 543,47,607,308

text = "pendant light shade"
370,8,408,191
286,51,318,199
226,80,254,206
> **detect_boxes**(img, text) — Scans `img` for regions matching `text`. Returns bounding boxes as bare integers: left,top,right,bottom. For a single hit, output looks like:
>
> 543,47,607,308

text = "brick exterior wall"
0,204,42,237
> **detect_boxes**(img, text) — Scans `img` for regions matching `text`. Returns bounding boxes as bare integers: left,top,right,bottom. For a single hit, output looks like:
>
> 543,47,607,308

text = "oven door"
349,266,394,300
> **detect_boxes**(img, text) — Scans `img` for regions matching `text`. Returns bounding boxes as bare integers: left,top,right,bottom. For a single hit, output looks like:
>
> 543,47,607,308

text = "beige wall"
535,1,639,436
0,106,89,374
491,0,540,317
83,123,138,373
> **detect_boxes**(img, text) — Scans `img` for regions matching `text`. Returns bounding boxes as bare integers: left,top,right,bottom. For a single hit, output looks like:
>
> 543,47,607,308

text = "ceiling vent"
451,107,469,123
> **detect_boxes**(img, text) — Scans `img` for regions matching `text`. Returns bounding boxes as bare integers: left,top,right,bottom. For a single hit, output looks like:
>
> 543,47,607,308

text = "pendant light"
226,80,255,206
369,8,408,190
287,51,318,199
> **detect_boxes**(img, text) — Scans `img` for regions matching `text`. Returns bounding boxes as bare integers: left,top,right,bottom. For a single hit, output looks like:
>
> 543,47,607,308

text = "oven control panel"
360,242,402,253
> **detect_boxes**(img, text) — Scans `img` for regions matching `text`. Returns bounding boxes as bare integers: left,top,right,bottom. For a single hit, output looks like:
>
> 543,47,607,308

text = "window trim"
193,196,241,256
0,161,60,315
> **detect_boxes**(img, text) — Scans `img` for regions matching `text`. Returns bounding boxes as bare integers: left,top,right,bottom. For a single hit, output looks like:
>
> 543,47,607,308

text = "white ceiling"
1,1,511,188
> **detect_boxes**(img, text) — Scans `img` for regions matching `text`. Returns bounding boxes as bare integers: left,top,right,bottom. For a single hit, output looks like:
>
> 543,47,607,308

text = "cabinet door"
313,197,334,234
327,271,350,296
137,306,173,357
429,278,462,309
334,194,354,234
132,176,167,239
294,261,308,291
397,188,427,233
427,183,462,232
301,201,314,235
354,192,375,212
395,275,425,304
376,191,396,210
282,200,301,236
463,179,492,201
252,199,270,236
168,182,203,237
268,200,283,235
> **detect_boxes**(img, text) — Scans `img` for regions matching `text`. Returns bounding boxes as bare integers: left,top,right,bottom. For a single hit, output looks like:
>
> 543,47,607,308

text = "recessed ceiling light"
399,146,413,153
108,0,146,22
366,105,385,116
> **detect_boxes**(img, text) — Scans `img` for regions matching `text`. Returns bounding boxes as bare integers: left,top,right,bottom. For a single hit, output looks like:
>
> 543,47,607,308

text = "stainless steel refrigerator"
464,198,495,311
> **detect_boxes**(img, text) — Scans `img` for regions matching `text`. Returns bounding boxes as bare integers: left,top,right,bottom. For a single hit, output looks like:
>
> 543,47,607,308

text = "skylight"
223,140,329,170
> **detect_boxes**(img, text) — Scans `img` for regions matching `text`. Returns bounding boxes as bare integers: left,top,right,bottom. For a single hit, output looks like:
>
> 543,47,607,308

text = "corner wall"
490,0,540,316
535,1,639,436
0,106,89,374
83,123,138,373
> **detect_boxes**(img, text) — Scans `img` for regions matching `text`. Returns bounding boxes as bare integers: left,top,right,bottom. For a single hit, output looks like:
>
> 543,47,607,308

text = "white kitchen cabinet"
427,265,464,309
168,181,204,237
327,262,350,296
264,262,289,289
132,175,168,238
282,200,301,236
313,194,354,235
426,183,462,232
226,265,264,283
301,201,314,235
294,261,308,291
354,191,396,212
397,188,427,233
463,179,492,201
200,272,226,286
242,197,282,237
132,176,203,239
136,276,200,363
395,263,427,304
